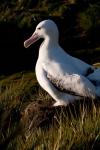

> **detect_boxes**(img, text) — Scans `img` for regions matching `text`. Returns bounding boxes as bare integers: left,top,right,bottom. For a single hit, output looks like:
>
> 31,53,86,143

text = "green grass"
0,70,100,150
0,72,38,107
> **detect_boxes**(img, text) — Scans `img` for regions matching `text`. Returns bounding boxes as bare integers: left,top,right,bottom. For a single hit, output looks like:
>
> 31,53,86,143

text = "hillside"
0,1,100,149
0,0,100,74
0,70,100,150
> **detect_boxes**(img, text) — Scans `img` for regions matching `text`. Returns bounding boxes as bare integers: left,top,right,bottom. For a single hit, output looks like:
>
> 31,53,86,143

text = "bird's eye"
37,27,41,30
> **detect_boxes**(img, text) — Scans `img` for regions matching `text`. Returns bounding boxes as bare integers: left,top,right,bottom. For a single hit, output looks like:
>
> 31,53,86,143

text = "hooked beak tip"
24,41,28,48
24,33,39,48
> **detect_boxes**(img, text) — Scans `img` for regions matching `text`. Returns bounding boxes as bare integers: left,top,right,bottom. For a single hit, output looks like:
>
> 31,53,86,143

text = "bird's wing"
42,63,96,99
87,68,100,83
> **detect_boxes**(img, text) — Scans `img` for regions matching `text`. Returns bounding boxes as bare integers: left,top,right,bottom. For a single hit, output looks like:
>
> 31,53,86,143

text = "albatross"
24,19,100,106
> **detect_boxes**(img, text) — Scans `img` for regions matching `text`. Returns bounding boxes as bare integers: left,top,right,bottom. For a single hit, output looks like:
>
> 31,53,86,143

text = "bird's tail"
87,68,100,97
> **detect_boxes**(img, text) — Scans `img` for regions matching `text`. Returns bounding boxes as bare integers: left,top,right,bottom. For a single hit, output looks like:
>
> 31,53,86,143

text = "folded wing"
46,73,96,99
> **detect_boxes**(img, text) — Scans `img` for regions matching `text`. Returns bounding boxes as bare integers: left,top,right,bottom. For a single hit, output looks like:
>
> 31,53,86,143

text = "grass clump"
0,71,100,150
0,71,38,107
6,102,100,150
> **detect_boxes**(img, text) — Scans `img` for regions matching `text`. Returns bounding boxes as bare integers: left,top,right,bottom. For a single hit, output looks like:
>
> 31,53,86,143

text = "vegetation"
0,70,100,150
0,0,100,74
0,0,100,149
0,0,100,29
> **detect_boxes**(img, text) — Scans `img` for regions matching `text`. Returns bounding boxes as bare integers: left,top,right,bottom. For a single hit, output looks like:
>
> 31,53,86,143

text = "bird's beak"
24,32,39,48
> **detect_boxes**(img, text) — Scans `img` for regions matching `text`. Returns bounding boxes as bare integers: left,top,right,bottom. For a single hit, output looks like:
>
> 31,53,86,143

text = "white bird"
24,19,100,106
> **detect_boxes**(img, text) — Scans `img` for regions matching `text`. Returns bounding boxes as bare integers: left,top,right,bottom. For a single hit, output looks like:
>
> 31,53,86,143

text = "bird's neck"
38,36,59,60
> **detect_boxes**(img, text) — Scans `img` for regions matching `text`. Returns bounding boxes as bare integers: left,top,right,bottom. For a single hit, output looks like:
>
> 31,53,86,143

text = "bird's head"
24,19,59,48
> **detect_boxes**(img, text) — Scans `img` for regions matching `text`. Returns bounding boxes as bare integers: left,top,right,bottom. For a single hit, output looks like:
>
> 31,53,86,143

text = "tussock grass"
0,72,38,107
0,71,100,150
6,103,100,150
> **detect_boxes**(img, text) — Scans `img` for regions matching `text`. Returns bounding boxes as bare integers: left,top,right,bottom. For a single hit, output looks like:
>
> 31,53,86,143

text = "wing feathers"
47,73,96,99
